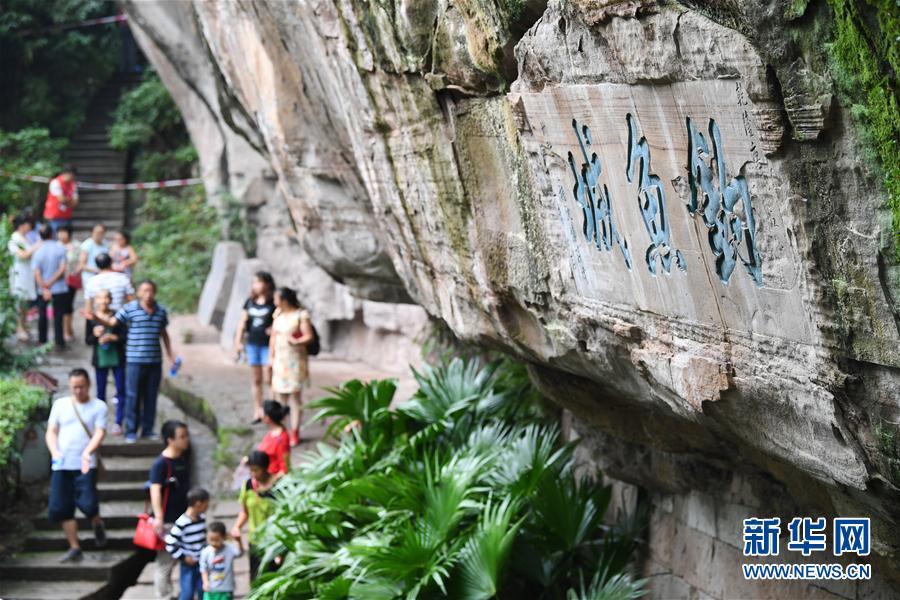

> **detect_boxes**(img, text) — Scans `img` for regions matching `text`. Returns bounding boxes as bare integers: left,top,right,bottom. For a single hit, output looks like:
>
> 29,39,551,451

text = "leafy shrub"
0,127,66,213
131,190,220,313
250,358,646,600
0,378,46,469
108,70,196,181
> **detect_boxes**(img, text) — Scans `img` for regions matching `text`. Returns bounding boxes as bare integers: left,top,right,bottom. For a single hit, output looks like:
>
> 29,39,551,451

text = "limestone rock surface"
124,0,900,596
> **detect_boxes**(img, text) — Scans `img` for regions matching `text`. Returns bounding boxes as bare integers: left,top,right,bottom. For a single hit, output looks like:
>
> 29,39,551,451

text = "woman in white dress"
7,215,40,340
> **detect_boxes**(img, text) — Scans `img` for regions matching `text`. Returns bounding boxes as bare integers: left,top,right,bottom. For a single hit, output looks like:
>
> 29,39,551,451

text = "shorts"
48,469,99,522
203,592,234,600
61,287,76,315
246,343,270,367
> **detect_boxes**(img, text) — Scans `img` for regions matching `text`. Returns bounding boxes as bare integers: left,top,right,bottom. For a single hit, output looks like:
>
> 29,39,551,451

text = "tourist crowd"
8,169,315,599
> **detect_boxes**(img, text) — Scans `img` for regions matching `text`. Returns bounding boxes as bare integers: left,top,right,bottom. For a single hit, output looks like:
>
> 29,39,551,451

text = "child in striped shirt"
165,487,210,600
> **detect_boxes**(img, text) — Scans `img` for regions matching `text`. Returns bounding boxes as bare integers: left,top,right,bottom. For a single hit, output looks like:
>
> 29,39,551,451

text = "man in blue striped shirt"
99,279,174,442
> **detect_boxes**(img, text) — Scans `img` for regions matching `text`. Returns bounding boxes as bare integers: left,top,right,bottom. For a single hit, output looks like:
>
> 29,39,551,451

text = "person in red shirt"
256,400,290,477
44,165,79,237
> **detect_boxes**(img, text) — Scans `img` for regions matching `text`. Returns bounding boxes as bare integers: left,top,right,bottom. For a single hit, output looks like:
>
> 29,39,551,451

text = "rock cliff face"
123,0,900,596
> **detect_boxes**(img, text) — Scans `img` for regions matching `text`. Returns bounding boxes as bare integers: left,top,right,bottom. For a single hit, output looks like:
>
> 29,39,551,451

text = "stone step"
97,439,163,458
70,140,115,149
0,550,132,581
67,150,123,160
0,579,108,600
25,528,136,552
102,456,154,482
67,161,127,172
97,481,149,502
33,501,147,531
72,168,127,178
70,208,127,222
71,132,116,142
66,155,124,168
68,140,117,150
79,194,127,201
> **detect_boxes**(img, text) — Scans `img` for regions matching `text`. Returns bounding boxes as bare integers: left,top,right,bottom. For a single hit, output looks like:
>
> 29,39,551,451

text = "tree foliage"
249,358,646,600
0,0,120,137
131,190,219,313
108,69,196,181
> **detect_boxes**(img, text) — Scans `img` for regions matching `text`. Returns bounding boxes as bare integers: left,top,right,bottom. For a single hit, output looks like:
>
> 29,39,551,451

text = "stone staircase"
67,76,136,238
0,438,161,600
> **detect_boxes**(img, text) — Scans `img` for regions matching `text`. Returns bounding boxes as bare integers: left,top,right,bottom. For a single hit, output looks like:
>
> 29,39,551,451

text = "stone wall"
123,0,428,368
123,0,900,596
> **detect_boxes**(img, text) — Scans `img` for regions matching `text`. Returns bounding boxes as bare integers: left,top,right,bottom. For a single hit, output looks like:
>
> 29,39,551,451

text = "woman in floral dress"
269,287,313,447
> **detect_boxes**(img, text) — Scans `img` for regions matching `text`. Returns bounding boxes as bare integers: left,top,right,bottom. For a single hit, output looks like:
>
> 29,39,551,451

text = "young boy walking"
199,521,243,600
165,487,210,600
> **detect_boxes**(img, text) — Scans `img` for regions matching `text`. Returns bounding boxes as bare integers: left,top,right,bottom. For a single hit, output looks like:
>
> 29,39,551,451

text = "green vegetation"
0,378,46,469
214,425,255,469
825,0,900,257
0,0,120,137
0,128,66,212
109,70,197,181
874,419,900,486
250,358,645,599
131,191,220,313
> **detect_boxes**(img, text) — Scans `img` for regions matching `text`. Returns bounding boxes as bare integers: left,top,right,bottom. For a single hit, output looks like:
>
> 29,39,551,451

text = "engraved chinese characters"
626,113,686,275
565,113,763,286
686,117,763,286
567,119,633,269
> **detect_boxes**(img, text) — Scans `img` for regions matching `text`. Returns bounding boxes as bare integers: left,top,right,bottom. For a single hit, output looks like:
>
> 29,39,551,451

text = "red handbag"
133,459,171,550
133,513,165,550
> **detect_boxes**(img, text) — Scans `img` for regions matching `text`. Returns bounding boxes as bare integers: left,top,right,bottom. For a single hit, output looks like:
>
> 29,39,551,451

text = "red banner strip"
1,170,202,191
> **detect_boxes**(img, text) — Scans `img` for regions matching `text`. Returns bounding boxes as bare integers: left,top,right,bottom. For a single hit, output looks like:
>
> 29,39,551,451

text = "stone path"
0,311,216,600
163,315,417,491
0,310,417,599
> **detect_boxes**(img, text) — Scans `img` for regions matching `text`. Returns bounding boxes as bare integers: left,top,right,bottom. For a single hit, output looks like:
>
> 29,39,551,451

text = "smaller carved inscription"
625,113,686,276
567,119,632,269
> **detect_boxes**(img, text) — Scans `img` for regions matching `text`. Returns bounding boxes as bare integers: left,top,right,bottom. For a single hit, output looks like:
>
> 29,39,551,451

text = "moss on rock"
825,0,900,258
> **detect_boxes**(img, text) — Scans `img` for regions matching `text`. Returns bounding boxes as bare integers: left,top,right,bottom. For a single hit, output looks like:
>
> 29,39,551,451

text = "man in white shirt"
84,252,135,313
45,368,108,563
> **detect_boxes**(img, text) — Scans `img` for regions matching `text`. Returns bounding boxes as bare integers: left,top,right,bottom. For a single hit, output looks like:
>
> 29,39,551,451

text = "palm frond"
401,358,498,427
309,379,397,440
566,568,646,600
453,496,521,600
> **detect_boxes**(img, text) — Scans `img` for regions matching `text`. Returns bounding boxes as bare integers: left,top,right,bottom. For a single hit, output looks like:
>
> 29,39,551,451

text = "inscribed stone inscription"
518,81,812,344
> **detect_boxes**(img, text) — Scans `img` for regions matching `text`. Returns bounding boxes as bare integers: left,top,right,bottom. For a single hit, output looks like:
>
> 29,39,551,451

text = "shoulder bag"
133,458,172,551
71,398,106,480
